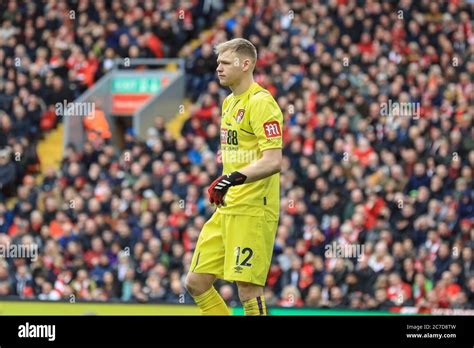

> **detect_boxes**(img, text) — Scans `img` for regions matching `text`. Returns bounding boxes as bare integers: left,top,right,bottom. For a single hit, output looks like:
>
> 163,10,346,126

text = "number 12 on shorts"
234,246,253,267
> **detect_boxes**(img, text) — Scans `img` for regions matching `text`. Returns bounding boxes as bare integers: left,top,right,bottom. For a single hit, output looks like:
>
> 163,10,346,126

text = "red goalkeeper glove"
207,171,247,206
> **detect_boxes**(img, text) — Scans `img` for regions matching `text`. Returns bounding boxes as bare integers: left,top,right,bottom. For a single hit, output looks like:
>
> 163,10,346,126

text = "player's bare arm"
238,148,282,183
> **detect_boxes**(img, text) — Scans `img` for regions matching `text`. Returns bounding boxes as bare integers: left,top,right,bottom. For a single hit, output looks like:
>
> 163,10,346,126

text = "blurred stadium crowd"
0,0,473,311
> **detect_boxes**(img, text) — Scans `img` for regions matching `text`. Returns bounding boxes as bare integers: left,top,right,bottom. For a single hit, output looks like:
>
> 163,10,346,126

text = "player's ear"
241,58,252,72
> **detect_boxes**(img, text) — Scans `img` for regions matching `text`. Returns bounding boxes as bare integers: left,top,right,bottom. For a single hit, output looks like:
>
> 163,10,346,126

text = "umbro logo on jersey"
263,121,281,138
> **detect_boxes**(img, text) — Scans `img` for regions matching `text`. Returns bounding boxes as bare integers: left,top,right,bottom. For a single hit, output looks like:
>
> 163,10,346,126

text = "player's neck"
231,76,254,97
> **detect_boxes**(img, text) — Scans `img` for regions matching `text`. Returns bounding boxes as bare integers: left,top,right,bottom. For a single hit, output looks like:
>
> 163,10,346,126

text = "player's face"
216,51,243,87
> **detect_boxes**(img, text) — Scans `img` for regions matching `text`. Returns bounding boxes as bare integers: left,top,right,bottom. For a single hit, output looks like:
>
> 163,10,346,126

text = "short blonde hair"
214,38,257,67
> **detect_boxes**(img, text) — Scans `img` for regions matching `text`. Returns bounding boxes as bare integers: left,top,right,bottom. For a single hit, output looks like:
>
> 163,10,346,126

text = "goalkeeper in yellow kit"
185,38,283,316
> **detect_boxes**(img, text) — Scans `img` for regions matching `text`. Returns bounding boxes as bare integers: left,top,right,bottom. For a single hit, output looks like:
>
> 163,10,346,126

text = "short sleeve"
249,95,284,152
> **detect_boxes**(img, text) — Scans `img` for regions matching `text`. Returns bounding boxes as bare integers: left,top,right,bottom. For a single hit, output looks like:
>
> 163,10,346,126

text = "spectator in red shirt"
357,32,374,55
441,271,462,305
278,285,304,307
386,273,412,305
84,237,105,269
353,138,374,167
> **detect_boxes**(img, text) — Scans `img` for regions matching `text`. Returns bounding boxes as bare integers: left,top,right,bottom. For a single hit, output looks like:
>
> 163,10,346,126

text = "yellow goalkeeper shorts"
190,211,278,286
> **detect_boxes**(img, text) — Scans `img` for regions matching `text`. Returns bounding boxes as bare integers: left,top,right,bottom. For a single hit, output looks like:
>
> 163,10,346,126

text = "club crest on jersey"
235,109,245,124
263,121,281,138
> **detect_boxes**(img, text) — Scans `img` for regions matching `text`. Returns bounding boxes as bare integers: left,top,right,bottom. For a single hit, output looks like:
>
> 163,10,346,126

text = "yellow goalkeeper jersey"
217,82,283,221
